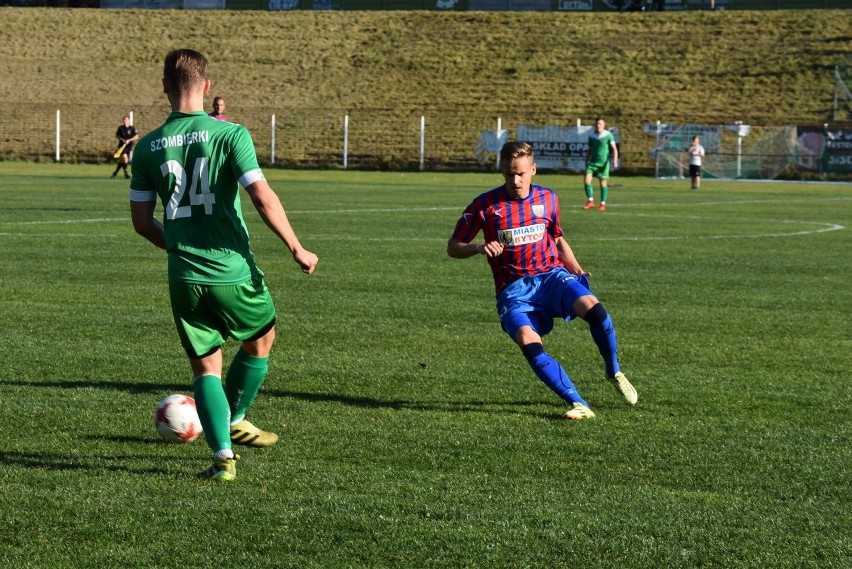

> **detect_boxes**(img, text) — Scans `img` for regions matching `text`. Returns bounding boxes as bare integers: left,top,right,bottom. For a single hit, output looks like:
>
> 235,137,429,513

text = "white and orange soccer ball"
155,394,202,443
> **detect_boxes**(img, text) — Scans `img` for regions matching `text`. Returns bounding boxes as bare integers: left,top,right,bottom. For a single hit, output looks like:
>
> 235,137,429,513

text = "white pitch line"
0,233,121,237
0,200,847,243
300,223,845,242
0,217,128,226
590,224,845,242
0,209,464,227
284,206,461,215
2,197,850,227
634,196,852,207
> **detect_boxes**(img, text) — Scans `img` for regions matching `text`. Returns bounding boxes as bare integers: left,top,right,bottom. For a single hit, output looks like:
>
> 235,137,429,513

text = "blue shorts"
497,269,594,340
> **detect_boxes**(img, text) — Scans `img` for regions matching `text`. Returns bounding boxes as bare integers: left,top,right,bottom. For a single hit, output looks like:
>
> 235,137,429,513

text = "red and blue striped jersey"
451,184,565,296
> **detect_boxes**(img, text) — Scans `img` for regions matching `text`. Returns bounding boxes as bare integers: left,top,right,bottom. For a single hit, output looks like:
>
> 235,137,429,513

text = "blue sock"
583,303,620,378
522,343,588,406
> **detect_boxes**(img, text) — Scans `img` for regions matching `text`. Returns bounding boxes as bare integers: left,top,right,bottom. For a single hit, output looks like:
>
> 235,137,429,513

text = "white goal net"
649,123,852,181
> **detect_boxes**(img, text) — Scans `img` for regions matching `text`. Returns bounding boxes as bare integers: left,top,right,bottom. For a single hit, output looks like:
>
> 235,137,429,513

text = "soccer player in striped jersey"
448,141,636,420
130,49,318,480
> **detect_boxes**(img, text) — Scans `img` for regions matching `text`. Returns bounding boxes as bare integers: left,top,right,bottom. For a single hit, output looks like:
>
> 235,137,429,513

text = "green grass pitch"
0,163,849,568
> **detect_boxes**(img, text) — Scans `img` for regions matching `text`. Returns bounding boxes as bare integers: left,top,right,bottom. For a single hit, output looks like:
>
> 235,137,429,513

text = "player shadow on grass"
6,206,86,211
0,450,170,476
87,434,163,445
0,378,187,394
0,379,566,420
263,388,559,420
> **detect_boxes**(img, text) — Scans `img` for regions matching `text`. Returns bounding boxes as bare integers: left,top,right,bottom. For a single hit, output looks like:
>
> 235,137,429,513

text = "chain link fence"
4,103,851,179
1,102,651,171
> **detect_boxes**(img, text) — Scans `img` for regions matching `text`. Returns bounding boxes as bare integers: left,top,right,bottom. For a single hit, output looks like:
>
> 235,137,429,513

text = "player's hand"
481,241,504,258
293,248,318,275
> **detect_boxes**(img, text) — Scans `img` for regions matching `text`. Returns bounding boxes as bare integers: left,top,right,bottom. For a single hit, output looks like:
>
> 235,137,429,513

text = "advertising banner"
796,127,852,173
516,124,620,170
556,0,730,12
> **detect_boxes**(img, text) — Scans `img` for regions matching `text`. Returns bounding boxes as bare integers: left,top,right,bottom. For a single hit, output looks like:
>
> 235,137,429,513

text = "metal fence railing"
0,102,638,171
4,103,851,180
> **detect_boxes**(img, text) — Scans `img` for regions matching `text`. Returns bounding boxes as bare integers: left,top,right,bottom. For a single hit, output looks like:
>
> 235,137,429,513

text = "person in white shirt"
686,136,705,190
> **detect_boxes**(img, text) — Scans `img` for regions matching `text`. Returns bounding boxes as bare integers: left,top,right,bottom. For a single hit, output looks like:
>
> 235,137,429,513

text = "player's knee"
243,321,276,356
521,342,545,362
581,302,608,325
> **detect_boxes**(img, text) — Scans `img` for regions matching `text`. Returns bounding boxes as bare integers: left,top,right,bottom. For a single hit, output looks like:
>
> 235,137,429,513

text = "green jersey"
587,130,615,167
130,111,265,285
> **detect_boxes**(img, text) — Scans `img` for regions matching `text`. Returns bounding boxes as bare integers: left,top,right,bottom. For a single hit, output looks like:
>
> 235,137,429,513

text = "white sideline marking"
0,233,120,237
591,223,845,242
614,196,852,208
0,200,846,242
1,217,127,226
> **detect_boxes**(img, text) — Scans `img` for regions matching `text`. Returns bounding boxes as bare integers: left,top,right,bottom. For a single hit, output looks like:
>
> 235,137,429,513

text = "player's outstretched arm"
130,199,167,250
447,239,503,259
245,180,318,275
555,236,589,277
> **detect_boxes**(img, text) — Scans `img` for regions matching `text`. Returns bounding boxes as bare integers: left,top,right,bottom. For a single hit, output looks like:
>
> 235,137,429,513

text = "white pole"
735,120,743,178
270,114,276,165
129,111,135,161
737,135,742,178
55,109,60,162
495,117,502,171
655,120,661,179
419,115,425,171
343,114,349,170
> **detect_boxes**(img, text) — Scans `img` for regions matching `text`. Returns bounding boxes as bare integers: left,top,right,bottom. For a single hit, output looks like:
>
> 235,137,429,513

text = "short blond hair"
500,141,534,166
163,49,209,95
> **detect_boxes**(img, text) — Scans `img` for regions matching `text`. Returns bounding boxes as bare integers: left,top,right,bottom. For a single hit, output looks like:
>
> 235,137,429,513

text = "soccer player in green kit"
130,49,318,481
582,117,619,212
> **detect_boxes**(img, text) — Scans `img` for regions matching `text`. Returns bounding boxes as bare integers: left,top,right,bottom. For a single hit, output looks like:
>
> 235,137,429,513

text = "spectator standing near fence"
209,96,229,122
112,115,138,179
582,117,619,212
686,135,705,190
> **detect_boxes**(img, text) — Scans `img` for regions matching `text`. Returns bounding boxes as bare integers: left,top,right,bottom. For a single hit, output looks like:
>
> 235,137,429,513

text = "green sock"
584,184,593,200
225,349,269,424
193,375,232,452
601,185,609,203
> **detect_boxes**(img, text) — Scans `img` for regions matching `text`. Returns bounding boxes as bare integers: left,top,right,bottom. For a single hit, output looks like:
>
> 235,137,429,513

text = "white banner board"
517,124,620,170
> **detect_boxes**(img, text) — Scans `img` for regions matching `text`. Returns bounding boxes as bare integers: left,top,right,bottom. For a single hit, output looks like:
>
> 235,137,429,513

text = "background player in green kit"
129,49,318,481
582,117,619,212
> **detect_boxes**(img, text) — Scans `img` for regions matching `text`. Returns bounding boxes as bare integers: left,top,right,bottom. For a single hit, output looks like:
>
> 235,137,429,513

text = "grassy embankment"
0,8,849,168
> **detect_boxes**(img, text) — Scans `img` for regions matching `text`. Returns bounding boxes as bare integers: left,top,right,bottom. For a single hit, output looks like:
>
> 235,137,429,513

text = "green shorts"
169,277,276,358
585,162,611,181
